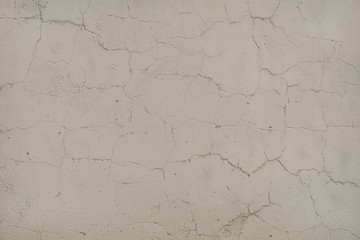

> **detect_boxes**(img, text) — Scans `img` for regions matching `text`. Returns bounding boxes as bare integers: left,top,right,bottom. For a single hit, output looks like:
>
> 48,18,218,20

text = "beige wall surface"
1,0,360,239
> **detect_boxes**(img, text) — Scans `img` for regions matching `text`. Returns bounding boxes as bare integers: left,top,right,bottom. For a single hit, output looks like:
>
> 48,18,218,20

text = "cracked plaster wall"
0,0,360,239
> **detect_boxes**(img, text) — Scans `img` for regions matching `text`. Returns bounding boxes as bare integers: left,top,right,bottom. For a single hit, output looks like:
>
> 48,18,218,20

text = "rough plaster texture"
0,0,360,239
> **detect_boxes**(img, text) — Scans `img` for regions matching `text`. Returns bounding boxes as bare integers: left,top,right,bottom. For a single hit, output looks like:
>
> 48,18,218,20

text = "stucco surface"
1,0,360,239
